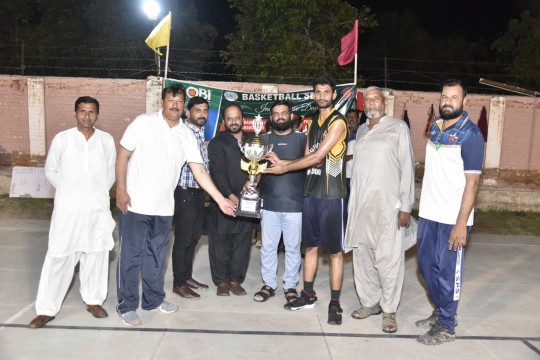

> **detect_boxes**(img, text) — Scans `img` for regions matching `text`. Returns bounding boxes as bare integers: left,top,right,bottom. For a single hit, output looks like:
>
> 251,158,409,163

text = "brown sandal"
351,304,382,319
382,312,397,333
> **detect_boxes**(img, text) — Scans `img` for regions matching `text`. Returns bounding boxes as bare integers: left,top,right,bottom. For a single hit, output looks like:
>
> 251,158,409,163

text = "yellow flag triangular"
145,12,171,56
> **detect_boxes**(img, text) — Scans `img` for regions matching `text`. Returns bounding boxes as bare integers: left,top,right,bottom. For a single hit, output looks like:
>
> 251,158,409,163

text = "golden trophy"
236,114,273,218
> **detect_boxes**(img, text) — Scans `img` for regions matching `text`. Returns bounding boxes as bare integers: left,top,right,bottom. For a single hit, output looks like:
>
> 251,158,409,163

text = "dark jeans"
172,186,206,288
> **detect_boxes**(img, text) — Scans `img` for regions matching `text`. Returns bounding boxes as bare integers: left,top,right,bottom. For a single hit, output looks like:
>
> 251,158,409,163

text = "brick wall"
0,76,29,165
0,75,538,175
43,77,146,152
500,96,540,171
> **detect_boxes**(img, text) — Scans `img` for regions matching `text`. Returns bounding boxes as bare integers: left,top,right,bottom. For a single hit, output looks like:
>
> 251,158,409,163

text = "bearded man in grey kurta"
344,86,415,333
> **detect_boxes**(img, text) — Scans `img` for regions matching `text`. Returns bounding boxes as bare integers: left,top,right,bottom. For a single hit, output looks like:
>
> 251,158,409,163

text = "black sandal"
253,285,275,302
283,288,298,310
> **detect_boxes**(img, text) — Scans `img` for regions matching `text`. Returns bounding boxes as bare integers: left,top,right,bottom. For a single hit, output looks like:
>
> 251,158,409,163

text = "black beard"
272,119,292,132
439,104,463,120
224,123,242,134
190,117,207,127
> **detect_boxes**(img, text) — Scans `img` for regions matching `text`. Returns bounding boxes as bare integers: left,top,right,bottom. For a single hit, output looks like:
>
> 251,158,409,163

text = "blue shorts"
301,196,345,254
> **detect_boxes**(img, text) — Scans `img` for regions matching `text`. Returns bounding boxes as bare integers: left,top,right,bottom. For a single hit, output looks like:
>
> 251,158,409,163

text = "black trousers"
172,186,206,288
208,231,251,285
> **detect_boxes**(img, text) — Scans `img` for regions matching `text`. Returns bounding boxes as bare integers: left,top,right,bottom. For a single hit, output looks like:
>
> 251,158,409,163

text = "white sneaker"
152,300,179,313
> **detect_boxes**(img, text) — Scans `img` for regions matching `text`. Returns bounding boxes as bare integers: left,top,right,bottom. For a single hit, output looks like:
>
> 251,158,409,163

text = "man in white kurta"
29,97,116,329
344,86,415,333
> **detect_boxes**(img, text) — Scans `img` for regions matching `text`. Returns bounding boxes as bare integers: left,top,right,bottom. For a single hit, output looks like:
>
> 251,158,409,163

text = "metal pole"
157,51,160,77
164,44,170,83
354,53,357,85
21,42,25,75
384,57,388,88
152,19,160,77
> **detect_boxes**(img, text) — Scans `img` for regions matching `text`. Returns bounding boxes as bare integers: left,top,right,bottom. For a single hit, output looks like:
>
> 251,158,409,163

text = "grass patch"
472,209,540,236
412,208,540,236
1,195,539,236
0,194,54,219
0,194,117,220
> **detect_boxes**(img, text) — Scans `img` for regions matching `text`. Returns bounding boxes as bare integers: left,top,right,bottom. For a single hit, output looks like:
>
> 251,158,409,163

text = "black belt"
180,186,204,192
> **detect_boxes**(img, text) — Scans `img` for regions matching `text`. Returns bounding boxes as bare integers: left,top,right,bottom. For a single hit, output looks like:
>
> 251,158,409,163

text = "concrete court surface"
0,218,539,360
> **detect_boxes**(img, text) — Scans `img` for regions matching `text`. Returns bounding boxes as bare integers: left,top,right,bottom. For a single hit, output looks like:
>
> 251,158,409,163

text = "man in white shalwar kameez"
344,86,415,333
29,96,116,328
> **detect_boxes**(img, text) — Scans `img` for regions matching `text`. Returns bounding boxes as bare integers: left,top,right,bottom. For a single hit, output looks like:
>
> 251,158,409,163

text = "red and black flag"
477,106,488,142
403,109,410,129
424,104,435,138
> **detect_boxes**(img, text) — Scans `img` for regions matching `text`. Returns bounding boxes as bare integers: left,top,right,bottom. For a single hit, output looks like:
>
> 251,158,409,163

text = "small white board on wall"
9,167,55,198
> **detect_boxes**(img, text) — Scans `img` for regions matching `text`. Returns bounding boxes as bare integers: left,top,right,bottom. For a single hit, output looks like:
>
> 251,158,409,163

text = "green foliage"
0,0,217,79
222,0,376,85
492,11,540,90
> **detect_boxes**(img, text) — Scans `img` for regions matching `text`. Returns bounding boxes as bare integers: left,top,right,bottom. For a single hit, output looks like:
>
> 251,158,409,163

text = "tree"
0,0,217,79
222,0,376,85
357,8,500,92
492,11,540,90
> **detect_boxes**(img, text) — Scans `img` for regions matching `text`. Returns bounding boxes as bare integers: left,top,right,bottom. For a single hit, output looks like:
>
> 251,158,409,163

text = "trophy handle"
237,140,245,156
265,144,274,156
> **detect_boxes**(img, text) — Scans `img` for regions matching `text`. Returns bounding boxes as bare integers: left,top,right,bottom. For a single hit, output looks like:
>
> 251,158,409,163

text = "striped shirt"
178,120,209,188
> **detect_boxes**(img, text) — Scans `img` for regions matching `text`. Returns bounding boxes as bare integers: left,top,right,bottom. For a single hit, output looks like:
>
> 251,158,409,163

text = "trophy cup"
236,114,273,218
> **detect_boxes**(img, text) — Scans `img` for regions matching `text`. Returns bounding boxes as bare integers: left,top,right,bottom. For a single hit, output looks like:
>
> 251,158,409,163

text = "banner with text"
165,79,356,141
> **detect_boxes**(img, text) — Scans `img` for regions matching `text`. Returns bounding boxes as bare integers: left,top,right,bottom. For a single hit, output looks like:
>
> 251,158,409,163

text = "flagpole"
164,44,170,84
157,51,161,77
354,53,357,85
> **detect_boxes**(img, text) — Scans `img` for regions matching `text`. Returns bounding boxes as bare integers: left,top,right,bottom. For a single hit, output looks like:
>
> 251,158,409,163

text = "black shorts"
301,196,345,254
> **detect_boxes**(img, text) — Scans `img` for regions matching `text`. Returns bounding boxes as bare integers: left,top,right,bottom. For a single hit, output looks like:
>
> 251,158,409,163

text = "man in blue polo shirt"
416,79,485,345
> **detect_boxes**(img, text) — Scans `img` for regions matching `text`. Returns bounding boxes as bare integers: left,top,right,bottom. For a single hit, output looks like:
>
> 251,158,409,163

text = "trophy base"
235,197,262,218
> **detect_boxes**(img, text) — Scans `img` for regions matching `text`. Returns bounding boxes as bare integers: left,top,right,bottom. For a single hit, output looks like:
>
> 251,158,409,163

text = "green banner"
165,79,356,140
165,79,223,141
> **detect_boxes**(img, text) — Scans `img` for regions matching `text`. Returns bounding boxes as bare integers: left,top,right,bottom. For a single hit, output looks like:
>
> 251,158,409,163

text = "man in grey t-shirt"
253,100,306,308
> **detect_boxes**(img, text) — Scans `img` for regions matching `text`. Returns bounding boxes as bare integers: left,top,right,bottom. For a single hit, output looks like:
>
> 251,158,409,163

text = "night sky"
191,0,540,91
195,0,539,50
356,0,538,42
2,0,538,90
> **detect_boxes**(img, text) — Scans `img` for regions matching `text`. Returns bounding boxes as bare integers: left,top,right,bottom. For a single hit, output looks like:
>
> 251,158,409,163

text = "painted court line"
522,340,540,356
0,302,35,330
4,302,35,324
2,322,540,342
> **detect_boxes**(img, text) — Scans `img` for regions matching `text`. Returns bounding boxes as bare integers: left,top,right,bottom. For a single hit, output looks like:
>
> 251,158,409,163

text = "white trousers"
35,250,109,316
352,228,405,313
